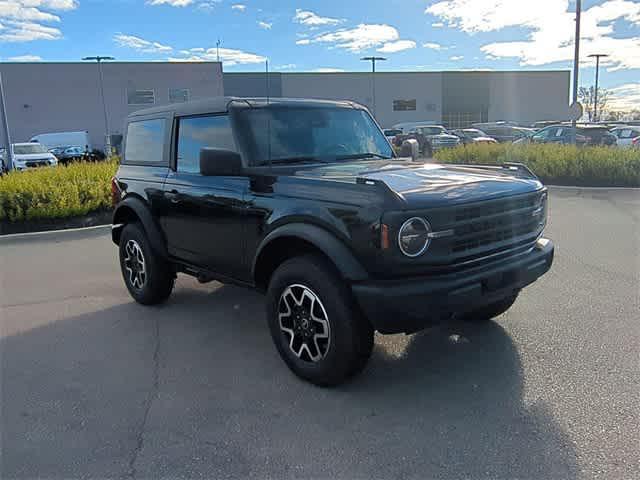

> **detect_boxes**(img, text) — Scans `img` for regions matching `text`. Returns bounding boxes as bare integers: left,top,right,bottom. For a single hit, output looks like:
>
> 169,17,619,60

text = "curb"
547,185,640,191
0,224,111,243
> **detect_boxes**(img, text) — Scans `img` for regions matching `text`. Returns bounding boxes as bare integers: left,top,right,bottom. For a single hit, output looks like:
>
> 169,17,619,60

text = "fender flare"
112,197,168,258
252,223,369,282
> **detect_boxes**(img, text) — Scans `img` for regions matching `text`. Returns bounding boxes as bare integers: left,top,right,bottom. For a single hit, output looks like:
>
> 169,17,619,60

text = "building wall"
281,72,442,128
228,71,569,128
0,62,223,150
224,72,283,98
488,72,570,124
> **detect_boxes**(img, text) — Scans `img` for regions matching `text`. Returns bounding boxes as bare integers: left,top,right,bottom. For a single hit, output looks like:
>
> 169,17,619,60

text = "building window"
393,99,417,111
169,88,191,103
176,115,236,174
127,89,155,106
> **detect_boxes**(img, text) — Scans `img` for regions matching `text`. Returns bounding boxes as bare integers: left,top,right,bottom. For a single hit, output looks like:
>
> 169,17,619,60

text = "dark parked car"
517,125,617,146
474,124,536,143
452,129,498,145
111,97,554,386
50,146,85,164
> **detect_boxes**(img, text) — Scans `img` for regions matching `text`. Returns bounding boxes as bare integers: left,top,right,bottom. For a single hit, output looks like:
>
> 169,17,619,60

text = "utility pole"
82,56,115,156
361,56,386,119
216,39,221,63
588,53,609,122
571,0,582,143
0,72,13,172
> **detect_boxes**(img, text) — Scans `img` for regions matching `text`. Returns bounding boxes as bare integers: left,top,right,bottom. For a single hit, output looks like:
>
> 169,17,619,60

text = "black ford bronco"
112,97,554,386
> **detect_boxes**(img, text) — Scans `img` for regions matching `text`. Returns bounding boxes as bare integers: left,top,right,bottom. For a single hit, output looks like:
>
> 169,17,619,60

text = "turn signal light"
381,224,390,250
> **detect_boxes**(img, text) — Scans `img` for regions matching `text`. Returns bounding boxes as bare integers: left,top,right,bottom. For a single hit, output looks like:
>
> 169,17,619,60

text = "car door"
161,114,250,280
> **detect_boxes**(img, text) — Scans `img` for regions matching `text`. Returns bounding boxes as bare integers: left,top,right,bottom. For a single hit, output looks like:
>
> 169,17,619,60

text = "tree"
578,86,610,122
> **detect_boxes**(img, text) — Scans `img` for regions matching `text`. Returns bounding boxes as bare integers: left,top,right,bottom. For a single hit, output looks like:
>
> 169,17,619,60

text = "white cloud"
608,83,640,110
0,20,61,41
378,39,416,53
275,63,296,70
432,22,444,28
147,0,193,6
114,34,173,53
0,0,77,42
293,9,343,27
423,42,444,50
305,24,400,52
296,38,310,45
170,46,266,66
450,55,464,61
427,0,640,71
313,68,345,73
8,53,42,61
231,4,246,11
197,0,222,10
258,21,272,30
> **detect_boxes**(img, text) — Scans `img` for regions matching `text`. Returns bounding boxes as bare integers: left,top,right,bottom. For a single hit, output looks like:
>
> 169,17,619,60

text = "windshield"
416,126,446,136
236,107,393,166
13,144,48,155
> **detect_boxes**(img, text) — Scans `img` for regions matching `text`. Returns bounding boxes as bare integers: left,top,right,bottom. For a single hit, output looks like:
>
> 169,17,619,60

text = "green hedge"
434,144,640,187
0,160,118,222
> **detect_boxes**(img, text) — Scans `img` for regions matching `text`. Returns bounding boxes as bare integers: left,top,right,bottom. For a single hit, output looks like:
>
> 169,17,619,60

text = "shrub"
433,144,640,187
0,159,119,222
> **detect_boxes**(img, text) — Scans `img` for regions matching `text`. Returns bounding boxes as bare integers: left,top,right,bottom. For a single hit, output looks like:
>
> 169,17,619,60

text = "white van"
30,131,91,151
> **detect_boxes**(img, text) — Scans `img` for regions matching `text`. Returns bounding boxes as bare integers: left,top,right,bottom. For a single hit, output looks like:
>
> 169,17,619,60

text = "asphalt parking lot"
1,188,638,480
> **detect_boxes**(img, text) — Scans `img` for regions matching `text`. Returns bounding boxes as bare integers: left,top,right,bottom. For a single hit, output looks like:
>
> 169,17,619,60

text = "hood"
294,160,543,208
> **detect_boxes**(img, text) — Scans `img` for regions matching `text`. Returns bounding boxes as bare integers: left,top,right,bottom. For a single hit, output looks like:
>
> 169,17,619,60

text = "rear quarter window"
124,119,166,165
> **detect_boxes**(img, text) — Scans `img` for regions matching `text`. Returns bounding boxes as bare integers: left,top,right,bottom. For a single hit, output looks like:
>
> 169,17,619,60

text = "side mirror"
200,148,243,176
400,139,420,162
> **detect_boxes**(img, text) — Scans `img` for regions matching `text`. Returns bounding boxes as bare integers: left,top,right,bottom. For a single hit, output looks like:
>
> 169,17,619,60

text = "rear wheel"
461,294,519,323
266,255,373,386
119,223,174,305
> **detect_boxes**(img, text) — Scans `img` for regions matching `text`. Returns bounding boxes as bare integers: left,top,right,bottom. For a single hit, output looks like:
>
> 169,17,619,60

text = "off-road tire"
266,254,374,387
119,222,174,305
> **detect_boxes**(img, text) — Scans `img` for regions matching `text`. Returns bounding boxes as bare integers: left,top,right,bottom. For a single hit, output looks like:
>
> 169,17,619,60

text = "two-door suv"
112,97,554,386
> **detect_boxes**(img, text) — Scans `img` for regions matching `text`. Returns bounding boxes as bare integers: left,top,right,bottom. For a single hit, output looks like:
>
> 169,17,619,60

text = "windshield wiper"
334,153,391,161
263,156,326,166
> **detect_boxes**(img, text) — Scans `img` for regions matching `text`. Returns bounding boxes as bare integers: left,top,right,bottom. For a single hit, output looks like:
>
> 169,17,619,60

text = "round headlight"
398,217,432,257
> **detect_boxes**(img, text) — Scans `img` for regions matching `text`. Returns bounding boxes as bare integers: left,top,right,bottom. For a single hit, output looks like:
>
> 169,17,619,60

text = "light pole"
588,53,609,122
82,56,114,155
571,0,582,142
361,56,386,119
0,72,14,172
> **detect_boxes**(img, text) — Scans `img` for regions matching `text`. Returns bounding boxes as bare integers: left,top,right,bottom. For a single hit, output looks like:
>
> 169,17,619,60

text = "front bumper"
352,238,554,334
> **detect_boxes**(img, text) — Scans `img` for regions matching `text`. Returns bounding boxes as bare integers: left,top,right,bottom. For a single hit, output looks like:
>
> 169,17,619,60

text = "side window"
176,115,236,174
619,129,633,139
125,119,166,165
555,128,565,138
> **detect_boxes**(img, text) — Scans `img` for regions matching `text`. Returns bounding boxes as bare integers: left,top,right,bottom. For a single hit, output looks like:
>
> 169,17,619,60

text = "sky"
1,0,639,111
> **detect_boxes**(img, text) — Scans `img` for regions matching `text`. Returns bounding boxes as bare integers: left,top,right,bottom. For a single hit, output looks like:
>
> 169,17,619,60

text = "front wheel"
266,255,373,387
119,223,175,305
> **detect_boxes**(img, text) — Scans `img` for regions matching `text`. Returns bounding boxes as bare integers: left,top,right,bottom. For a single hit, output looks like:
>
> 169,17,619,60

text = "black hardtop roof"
128,96,361,119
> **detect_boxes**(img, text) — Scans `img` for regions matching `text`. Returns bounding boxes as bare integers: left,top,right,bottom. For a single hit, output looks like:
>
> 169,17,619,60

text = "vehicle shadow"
1,283,579,479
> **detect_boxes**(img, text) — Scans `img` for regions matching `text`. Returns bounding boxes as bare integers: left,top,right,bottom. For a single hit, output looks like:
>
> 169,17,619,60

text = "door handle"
166,190,181,204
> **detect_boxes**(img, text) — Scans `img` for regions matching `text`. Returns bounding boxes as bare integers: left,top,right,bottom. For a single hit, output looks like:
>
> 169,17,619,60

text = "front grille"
26,160,49,168
449,192,543,258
